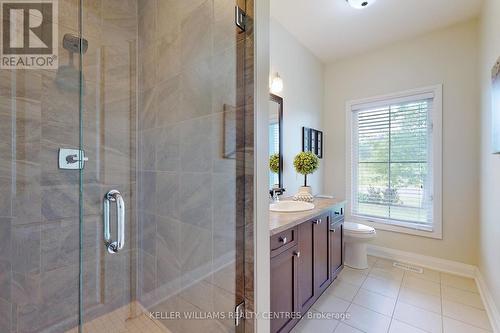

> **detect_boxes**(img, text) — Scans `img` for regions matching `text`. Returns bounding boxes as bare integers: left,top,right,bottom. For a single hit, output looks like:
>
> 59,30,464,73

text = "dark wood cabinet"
271,227,297,257
314,213,331,294
330,203,345,280
297,221,315,311
297,212,330,313
270,204,345,333
270,245,300,333
330,220,344,280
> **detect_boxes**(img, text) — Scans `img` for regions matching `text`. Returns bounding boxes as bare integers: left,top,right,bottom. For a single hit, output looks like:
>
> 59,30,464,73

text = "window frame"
346,85,443,239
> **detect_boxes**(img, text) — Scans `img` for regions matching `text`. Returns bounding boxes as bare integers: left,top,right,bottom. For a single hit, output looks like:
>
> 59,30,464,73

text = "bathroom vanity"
269,198,346,333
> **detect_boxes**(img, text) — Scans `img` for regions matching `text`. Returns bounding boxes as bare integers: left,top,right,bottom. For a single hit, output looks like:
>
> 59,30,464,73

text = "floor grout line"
333,258,377,333
310,256,493,333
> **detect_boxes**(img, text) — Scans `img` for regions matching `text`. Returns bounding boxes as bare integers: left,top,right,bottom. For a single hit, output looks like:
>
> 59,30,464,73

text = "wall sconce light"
270,73,283,94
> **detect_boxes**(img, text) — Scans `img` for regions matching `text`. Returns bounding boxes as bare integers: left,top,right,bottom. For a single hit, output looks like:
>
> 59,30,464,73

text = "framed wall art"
302,127,311,152
302,127,323,158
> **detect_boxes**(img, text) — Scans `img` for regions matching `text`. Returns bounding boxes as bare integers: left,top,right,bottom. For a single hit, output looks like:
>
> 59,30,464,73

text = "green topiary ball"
269,153,280,174
293,151,319,175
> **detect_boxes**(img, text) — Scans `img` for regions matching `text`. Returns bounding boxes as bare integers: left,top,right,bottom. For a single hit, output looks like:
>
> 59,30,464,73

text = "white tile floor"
292,256,493,333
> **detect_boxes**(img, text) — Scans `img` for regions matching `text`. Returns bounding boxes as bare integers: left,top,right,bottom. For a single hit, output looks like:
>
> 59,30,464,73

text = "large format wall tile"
11,224,41,275
156,216,181,293
156,76,181,126
179,222,213,288
180,0,213,69
156,173,180,219
180,59,214,121
0,218,11,303
155,125,180,172
0,298,11,332
179,173,212,229
41,219,78,272
39,265,79,329
179,116,213,172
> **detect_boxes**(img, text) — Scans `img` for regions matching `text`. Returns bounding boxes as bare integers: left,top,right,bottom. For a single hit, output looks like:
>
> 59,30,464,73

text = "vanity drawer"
271,227,297,258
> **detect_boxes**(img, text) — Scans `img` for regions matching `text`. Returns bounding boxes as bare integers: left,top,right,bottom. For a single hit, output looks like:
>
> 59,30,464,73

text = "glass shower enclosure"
0,0,252,332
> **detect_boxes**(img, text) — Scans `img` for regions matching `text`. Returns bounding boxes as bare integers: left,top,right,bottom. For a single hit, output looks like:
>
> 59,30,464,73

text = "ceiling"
271,0,483,63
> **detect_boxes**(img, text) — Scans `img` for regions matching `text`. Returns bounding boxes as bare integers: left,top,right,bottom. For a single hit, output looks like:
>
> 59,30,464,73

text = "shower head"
56,34,88,92
62,33,88,54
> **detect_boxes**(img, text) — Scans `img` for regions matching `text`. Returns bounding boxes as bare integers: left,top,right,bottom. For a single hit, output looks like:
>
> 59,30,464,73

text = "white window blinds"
351,93,434,229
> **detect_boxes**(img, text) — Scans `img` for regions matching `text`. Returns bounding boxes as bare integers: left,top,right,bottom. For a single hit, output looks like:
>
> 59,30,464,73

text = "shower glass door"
0,0,249,332
78,0,248,333
0,0,82,332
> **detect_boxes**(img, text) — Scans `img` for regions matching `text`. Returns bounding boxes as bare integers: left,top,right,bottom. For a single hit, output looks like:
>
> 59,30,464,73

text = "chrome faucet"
269,188,285,202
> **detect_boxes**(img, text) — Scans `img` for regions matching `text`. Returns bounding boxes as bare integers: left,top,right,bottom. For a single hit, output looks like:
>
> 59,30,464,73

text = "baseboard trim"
475,268,500,333
367,245,476,277
367,245,500,333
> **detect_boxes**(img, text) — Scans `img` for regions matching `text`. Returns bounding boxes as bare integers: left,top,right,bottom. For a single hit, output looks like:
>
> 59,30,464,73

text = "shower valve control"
58,148,89,170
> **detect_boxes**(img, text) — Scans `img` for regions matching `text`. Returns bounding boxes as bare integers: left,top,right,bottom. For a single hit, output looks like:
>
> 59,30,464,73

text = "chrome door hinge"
235,301,245,327
235,6,246,31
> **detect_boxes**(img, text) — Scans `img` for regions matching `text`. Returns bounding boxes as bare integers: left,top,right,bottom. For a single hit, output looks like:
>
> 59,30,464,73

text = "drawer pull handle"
279,237,287,244
314,219,322,225
294,251,301,258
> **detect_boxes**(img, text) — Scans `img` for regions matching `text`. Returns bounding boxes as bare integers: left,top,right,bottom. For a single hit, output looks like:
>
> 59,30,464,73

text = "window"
347,86,442,238
269,122,280,187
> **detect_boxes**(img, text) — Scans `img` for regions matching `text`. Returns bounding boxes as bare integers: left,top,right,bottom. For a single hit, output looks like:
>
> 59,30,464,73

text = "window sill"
349,214,443,240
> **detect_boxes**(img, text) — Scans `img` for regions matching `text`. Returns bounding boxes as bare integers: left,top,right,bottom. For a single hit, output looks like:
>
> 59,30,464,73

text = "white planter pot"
293,186,314,202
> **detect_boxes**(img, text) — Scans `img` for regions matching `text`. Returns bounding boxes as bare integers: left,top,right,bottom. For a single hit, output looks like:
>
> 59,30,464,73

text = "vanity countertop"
269,197,346,236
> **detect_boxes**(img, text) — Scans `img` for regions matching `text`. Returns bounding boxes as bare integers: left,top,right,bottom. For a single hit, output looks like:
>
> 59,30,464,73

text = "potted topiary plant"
269,153,280,188
293,151,319,202
269,153,280,174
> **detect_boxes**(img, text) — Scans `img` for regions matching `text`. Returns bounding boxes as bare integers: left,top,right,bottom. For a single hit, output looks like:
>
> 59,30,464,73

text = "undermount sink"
269,201,315,213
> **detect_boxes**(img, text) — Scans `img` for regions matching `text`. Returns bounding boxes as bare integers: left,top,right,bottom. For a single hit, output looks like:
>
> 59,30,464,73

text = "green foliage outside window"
356,101,429,223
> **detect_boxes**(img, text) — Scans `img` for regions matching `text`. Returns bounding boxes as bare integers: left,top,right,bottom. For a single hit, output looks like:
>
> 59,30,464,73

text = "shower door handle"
103,190,125,254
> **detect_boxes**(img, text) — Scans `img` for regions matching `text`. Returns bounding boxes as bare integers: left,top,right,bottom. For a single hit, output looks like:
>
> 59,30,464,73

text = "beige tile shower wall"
0,1,138,332
479,0,500,320
136,0,244,332
323,20,480,265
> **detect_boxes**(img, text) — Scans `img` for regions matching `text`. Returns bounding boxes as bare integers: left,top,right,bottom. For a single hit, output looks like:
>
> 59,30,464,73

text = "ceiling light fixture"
346,0,376,9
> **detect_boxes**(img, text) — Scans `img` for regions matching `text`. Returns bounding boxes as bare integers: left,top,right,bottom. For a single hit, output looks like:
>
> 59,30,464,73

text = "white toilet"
344,222,377,269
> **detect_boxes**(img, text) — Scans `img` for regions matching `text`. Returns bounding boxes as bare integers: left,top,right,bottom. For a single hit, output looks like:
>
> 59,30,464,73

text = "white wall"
479,0,500,317
323,20,480,265
255,1,271,332
270,19,325,196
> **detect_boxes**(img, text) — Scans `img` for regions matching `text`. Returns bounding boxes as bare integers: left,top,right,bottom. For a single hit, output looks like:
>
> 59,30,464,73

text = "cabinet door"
271,246,299,333
314,213,331,294
330,221,344,279
297,221,315,312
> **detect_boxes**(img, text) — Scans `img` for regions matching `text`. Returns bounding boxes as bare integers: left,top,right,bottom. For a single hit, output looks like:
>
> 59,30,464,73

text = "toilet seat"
344,222,375,235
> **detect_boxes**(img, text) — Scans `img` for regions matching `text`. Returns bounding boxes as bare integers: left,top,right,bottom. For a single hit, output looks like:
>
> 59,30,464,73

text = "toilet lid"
344,222,375,234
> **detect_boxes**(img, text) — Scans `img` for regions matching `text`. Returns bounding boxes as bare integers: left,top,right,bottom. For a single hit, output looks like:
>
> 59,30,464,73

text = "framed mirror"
269,94,283,190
